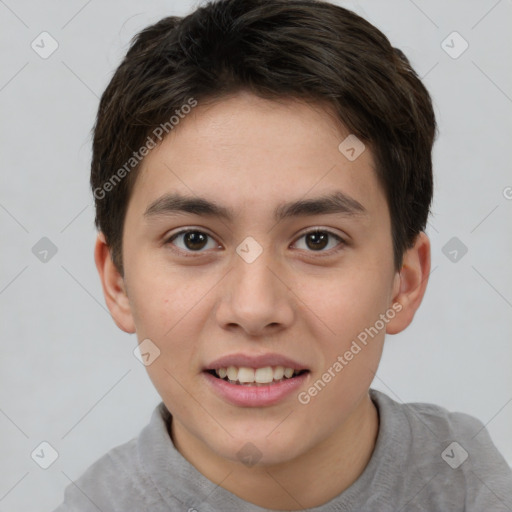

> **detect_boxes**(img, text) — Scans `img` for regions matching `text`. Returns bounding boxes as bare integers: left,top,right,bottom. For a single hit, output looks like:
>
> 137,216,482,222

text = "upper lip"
204,353,309,371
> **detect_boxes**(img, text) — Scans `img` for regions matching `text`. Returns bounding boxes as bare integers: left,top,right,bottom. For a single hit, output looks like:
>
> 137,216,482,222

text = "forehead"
130,92,385,222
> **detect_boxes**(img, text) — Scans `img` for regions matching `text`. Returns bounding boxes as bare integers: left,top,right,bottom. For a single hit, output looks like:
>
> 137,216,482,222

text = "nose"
215,243,295,337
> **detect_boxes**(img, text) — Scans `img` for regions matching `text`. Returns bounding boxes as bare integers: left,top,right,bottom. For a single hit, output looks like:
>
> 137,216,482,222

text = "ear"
386,232,431,335
94,232,136,333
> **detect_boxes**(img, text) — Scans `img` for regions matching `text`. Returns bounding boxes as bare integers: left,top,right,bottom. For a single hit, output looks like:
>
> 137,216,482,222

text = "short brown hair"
91,0,436,274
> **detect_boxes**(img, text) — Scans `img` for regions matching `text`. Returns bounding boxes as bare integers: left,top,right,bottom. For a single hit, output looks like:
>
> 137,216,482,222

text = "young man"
54,0,512,510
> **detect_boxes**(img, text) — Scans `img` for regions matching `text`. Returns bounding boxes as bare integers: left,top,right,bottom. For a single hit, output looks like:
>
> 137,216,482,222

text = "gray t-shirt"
53,389,512,511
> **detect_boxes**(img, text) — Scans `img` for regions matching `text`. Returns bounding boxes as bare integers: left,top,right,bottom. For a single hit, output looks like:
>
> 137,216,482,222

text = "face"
115,92,404,466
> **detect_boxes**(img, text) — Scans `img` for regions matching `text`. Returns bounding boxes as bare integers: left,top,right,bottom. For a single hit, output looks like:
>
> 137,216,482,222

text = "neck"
170,393,379,510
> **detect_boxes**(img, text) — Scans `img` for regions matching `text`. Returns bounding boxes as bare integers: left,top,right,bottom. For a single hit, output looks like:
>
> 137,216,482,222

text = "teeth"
273,366,284,380
237,367,255,383
213,365,303,384
255,367,274,383
226,366,238,381
284,367,294,378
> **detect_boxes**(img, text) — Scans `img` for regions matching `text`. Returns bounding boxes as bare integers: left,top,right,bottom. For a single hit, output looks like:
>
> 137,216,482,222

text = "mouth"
202,365,311,407
204,366,310,386
202,353,311,406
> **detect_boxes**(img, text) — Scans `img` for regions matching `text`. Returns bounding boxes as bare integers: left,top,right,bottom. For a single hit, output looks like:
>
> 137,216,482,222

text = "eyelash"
165,228,346,258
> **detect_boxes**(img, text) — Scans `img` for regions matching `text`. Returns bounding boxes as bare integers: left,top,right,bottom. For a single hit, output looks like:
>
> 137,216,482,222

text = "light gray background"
1,0,511,510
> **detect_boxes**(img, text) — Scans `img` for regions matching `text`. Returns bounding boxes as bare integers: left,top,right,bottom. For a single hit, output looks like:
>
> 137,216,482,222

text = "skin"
95,91,430,509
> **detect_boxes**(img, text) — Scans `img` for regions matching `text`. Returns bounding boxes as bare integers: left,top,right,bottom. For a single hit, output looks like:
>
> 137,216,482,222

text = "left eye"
293,229,345,253
166,229,344,254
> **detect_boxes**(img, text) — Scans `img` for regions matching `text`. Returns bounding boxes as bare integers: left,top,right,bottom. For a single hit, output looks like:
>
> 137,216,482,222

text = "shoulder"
372,388,500,448
400,394,487,439
370,389,512,511
53,438,147,512
53,404,169,512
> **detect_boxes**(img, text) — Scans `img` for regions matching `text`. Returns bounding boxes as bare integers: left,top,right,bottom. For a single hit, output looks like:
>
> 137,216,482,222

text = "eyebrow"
144,190,367,222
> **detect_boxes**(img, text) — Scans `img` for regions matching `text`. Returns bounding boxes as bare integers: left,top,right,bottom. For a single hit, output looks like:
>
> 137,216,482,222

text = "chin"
211,428,309,468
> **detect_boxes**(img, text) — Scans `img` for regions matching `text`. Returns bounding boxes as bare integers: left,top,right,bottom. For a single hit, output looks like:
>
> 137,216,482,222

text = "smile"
207,366,308,386
203,367,310,407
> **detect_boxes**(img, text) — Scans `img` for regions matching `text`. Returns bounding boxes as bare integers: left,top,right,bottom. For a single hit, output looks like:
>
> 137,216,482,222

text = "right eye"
165,229,221,256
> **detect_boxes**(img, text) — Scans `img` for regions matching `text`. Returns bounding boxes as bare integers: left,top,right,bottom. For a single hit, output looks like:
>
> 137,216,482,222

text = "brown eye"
305,231,329,250
167,230,218,253
294,229,345,253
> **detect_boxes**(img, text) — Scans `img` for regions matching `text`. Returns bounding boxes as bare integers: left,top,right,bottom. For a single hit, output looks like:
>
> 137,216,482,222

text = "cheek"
304,267,392,394
314,266,392,340
127,259,202,335
322,260,393,376
297,275,388,423
126,265,216,377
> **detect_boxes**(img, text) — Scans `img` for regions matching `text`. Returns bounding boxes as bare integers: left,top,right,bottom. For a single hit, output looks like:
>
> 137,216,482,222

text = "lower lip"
202,371,309,407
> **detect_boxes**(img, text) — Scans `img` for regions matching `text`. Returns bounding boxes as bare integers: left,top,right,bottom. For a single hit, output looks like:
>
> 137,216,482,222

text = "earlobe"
94,232,136,334
386,232,431,335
